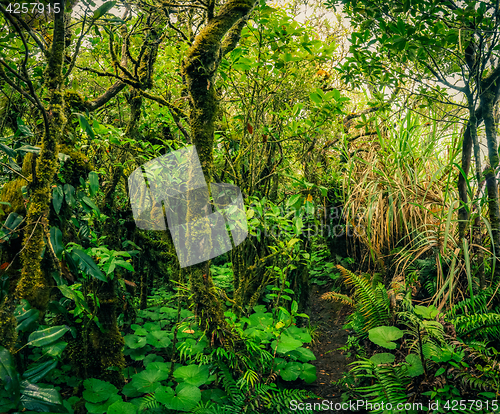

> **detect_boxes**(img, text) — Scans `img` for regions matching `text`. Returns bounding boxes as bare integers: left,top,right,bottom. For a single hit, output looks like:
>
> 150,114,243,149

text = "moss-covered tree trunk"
181,0,255,345
480,68,500,281
15,1,66,312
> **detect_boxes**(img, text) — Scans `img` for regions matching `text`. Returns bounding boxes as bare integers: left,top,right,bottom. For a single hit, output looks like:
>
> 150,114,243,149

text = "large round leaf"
288,347,316,362
279,362,302,381
124,335,147,349
405,354,424,377
86,394,121,414
370,353,395,365
155,384,201,412
107,400,136,414
146,331,171,348
286,325,312,343
299,363,317,384
129,368,169,394
272,333,303,354
173,365,209,387
83,378,118,403
368,326,404,349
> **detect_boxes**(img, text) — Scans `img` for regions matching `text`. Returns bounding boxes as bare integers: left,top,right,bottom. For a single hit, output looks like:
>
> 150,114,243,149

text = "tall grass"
340,110,496,308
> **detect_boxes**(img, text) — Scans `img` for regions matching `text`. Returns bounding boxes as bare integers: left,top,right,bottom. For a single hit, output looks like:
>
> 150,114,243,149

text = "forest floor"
302,286,356,413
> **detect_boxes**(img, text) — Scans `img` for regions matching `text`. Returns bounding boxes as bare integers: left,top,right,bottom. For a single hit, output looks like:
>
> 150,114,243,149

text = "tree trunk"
458,107,483,240
480,74,500,281
15,1,66,312
182,0,255,345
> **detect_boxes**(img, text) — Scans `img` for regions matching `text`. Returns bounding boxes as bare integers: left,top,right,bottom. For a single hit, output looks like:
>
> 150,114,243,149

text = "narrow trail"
303,286,353,413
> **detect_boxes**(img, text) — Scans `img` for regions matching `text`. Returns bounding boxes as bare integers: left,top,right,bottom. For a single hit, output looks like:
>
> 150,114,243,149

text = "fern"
335,265,391,336
350,359,409,411
451,313,500,342
218,362,240,402
446,294,489,319
135,394,160,411
320,291,354,305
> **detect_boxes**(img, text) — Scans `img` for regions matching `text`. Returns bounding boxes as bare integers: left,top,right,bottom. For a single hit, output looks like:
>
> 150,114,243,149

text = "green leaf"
15,301,40,332
42,341,67,358
124,334,147,349
155,384,201,412
22,360,57,383
50,227,64,260
0,346,20,397
114,260,134,272
292,103,304,117
299,363,317,383
286,325,312,343
146,330,171,348
63,184,76,208
86,394,121,414
53,185,64,215
93,1,117,19
173,365,209,387
129,368,169,394
0,143,16,157
107,400,136,414
279,361,302,381
272,333,303,354
20,381,65,412
405,354,424,377
3,212,23,232
77,114,95,139
368,326,404,349
289,346,316,362
72,249,107,282
435,367,446,376
17,145,41,154
83,378,118,403
370,353,395,365
28,325,69,347
414,305,438,320
309,92,322,104
89,172,99,197
82,196,100,214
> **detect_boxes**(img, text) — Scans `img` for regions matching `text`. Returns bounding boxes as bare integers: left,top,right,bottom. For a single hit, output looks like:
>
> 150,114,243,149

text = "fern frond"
351,359,408,411
320,291,354,305
135,394,160,411
451,313,500,342
337,265,391,335
456,370,499,392
447,294,489,319
218,362,240,402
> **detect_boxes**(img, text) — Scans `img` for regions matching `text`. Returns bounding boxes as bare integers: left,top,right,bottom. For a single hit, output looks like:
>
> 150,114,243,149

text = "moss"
0,178,26,218
59,145,92,187
0,296,17,352
64,90,86,113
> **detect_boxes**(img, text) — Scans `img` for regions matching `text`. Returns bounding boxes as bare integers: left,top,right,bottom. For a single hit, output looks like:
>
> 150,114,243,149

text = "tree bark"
15,0,66,312
480,67,500,280
182,0,255,345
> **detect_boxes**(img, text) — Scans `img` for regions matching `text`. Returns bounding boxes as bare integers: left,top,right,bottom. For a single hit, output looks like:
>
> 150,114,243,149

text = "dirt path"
302,286,354,413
